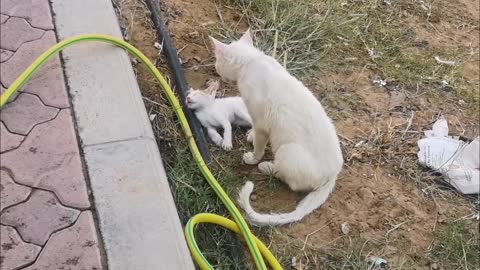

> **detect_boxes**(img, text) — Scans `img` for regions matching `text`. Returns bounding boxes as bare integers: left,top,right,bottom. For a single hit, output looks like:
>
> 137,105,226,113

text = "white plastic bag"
417,116,479,194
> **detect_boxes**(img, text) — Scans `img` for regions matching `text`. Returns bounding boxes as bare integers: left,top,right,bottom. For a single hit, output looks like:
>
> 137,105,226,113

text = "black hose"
145,1,248,265
145,0,211,162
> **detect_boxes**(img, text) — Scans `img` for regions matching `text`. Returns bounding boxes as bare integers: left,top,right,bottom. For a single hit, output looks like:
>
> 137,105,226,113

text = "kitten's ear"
210,36,228,57
238,29,253,46
207,81,220,96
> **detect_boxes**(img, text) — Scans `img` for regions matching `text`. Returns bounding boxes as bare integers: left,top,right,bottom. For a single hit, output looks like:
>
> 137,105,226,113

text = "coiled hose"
0,34,282,270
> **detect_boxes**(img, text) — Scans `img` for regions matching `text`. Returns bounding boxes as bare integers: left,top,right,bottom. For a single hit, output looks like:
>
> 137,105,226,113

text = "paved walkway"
0,0,104,269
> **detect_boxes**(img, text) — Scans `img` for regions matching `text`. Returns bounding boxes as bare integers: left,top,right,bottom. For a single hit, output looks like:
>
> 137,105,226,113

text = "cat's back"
250,56,338,139
252,58,323,114
214,96,246,117
215,96,244,109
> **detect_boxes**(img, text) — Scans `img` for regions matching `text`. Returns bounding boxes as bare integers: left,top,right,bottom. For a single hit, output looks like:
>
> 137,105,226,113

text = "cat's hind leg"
272,143,317,192
234,105,253,127
246,129,254,144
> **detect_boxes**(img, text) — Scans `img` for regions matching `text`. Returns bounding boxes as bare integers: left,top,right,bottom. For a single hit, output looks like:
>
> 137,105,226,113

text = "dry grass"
214,0,479,102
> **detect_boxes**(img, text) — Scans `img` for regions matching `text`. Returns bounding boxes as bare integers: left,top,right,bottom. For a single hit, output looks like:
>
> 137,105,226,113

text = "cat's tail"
237,178,336,226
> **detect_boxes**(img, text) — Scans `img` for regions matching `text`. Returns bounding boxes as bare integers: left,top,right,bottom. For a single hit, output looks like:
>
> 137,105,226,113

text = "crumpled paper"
417,116,479,194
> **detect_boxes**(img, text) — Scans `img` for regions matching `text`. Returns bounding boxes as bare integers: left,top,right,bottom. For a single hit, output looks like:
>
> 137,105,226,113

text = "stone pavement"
0,0,104,269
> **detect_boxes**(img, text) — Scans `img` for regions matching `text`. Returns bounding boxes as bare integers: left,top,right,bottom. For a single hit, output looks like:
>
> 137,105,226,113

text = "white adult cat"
186,81,253,150
210,30,344,225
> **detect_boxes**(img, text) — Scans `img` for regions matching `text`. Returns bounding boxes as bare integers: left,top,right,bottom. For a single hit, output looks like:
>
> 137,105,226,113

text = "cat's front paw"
243,152,259,165
246,129,254,144
221,140,233,151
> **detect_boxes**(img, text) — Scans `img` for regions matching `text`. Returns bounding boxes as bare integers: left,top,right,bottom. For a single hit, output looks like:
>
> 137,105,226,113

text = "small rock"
341,222,350,235
358,187,374,204
250,194,257,201
193,56,201,62
431,262,439,270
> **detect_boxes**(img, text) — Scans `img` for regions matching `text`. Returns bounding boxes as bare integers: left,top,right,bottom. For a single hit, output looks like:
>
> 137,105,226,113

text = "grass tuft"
165,145,251,269
432,221,480,270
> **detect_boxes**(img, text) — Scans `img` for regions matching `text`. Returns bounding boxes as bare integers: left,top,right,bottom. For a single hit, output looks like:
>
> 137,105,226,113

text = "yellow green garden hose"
0,34,282,270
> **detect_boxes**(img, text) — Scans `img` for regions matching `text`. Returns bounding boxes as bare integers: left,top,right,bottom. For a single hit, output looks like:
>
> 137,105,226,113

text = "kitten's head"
186,80,219,110
210,29,256,82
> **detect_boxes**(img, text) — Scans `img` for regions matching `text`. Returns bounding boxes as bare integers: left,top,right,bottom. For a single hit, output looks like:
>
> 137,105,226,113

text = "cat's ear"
238,29,253,46
207,81,219,96
210,36,228,57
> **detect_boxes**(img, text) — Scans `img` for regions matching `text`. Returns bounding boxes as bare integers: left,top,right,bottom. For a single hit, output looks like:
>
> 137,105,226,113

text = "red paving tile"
0,14,8,24
1,0,54,30
0,225,41,270
23,212,102,270
0,170,31,212
0,83,17,102
1,110,90,208
0,31,69,108
0,189,80,246
0,93,58,135
0,0,104,268
0,49,13,62
0,17,44,51
0,122,24,152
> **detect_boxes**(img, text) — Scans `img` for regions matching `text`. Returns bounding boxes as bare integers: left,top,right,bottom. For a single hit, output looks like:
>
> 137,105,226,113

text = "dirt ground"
113,0,478,269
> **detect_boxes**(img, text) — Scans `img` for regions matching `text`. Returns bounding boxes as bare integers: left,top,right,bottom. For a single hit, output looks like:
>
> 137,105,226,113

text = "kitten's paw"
246,129,254,144
243,152,260,165
258,162,276,175
212,139,223,147
221,141,233,151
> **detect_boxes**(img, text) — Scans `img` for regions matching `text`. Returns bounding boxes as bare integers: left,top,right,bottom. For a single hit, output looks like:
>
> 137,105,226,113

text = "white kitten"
211,30,344,225
186,81,253,150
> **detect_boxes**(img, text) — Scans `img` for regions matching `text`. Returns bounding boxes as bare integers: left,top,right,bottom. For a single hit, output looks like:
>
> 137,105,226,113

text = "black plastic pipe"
145,0,211,162
145,1,247,264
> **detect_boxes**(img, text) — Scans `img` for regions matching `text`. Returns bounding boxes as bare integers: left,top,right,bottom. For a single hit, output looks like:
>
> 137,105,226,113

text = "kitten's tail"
237,178,336,226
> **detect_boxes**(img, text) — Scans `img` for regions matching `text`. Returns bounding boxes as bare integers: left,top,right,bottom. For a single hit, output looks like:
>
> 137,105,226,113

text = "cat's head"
186,80,219,110
210,29,256,82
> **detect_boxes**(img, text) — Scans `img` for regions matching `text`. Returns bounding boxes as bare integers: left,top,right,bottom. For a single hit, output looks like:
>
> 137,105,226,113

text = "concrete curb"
50,0,195,269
